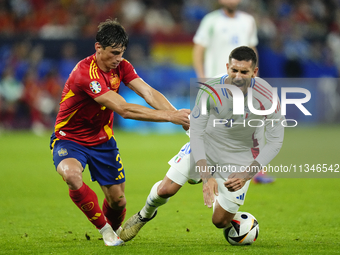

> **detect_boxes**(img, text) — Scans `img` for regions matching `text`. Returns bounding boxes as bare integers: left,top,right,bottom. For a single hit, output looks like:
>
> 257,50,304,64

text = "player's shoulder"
77,54,94,68
253,77,273,89
204,73,227,87
252,77,276,103
73,54,101,84
236,10,255,18
76,54,96,74
118,58,138,80
120,58,134,68
202,9,223,22
236,11,256,21
194,74,225,100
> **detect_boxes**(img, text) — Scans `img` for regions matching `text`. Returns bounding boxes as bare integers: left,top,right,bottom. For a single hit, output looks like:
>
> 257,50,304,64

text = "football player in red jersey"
50,19,190,246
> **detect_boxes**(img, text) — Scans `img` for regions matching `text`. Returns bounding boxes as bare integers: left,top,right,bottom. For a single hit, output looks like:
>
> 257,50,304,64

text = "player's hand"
202,177,218,208
182,113,190,131
182,124,189,131
224,172,250,192
169,109,190,126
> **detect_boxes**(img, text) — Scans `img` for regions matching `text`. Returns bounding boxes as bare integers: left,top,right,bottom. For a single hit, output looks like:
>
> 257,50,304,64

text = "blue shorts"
51,136,125,186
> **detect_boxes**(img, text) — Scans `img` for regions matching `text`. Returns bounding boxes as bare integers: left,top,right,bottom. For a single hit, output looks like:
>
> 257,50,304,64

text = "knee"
57,159,83,189
107,194,126,209
60,169,83,189
212,217,230,229
157,184,176,198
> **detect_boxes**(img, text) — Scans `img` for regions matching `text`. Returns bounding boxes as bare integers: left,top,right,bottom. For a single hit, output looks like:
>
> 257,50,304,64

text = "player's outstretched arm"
127,78,190,131
127,78,176,111
95,90,190,126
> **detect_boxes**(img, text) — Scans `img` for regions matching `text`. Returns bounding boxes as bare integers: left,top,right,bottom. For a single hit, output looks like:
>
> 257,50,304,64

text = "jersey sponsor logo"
236,193,245,200
81,202,94,211
58,148,68,156
110,74,120,91
90,81,102,94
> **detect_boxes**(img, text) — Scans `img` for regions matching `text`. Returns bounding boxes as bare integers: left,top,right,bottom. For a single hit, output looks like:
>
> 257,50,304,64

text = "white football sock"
140,180,169,219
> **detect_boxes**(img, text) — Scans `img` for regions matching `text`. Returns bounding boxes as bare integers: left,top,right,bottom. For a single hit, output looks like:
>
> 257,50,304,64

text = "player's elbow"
117,108,132,119
142,88,153,101
114,103,132,119
143,88,160,107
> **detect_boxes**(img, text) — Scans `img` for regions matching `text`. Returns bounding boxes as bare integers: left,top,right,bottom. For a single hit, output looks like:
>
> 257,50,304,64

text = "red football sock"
102,198,126,231
69,182,107,229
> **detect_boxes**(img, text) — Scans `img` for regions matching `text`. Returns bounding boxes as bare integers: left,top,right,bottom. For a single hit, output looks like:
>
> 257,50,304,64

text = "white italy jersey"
193,10,258,78
190,74,285,168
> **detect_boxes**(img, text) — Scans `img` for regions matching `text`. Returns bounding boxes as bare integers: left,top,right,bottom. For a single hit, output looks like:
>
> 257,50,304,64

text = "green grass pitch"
0,125,339,254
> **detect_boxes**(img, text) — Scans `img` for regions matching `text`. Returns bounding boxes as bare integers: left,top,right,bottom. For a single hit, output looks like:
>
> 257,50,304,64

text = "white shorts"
167,142,251,214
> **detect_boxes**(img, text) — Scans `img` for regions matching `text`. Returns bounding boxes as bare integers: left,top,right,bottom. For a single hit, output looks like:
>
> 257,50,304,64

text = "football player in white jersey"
193,0,258,78
119,46,284,241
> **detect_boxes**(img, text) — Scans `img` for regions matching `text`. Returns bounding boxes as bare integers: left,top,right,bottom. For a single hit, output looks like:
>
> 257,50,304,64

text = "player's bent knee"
212,218,229,229
212,214,230,229
157,184,177,198
106,194,126,209
63,173,83,190
64,171,81,182
57,166,83,189
115,197,126,209
157,177,181,198
57,159,83,184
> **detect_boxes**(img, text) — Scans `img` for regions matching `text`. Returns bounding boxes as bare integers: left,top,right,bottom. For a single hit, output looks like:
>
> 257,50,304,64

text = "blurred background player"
192,0,258,79
119,46,284,242
50,19,190,247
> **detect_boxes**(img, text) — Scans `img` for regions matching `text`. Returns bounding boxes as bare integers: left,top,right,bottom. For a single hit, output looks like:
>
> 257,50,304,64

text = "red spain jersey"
54,54,139,146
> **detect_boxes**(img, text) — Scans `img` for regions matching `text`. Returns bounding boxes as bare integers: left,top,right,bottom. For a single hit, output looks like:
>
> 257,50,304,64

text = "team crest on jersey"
110,74,120,91
58,148,68,157
90,81,102,94
175,155,182,163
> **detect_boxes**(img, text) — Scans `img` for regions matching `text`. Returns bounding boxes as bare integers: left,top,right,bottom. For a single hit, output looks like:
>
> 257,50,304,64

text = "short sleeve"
120,59,140,85
82,79,110,99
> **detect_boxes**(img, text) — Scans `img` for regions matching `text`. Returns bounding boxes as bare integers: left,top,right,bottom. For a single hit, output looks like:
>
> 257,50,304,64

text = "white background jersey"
193,10,258,78
190,75,284,168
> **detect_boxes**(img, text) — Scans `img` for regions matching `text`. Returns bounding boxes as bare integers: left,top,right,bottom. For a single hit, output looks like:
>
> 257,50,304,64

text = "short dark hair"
96,19,128,50
229,46,257,68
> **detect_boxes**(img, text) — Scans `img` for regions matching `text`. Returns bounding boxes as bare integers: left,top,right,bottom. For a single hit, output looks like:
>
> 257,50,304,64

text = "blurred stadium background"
0,0,340,134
